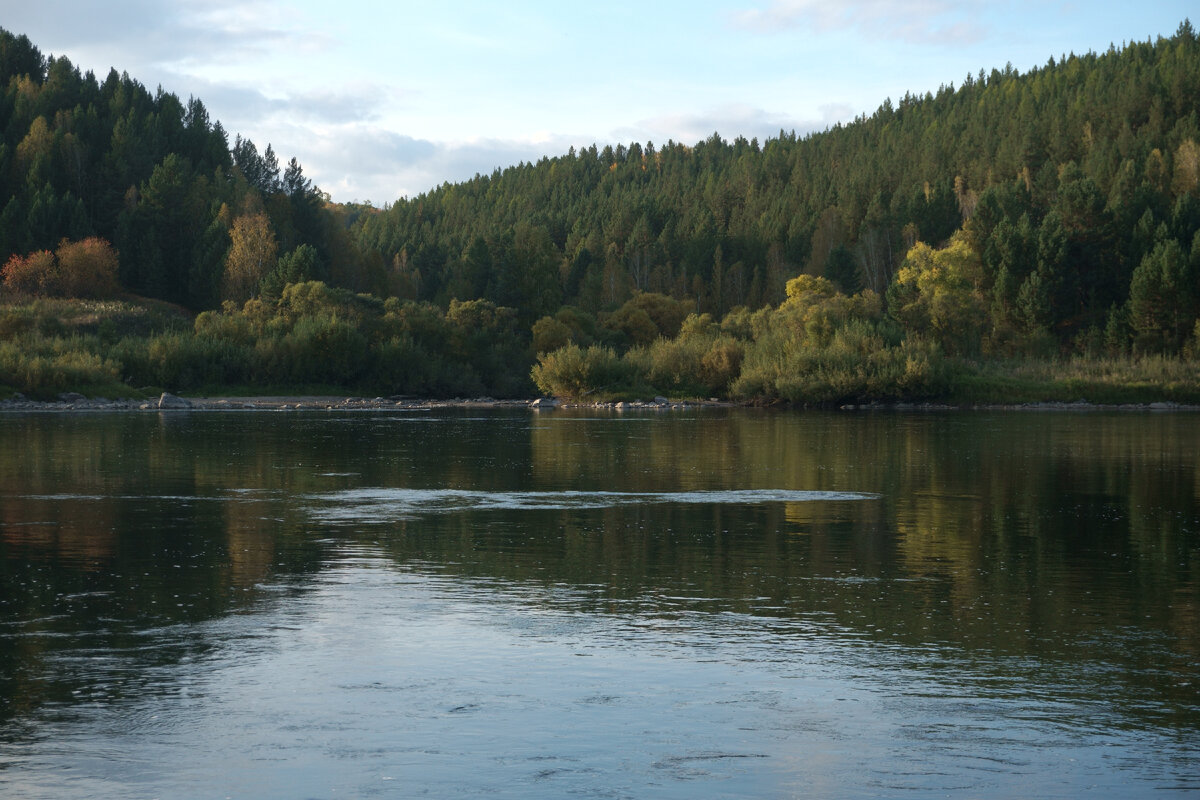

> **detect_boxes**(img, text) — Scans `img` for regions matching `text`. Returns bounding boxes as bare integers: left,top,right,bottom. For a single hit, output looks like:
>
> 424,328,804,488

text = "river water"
0,407,1197,798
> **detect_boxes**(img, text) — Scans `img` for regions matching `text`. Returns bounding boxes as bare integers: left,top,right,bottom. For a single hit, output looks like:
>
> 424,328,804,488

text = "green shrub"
700,338,744,394
531,343,635,399
626,338,699,395
145,332,253,390
0,340,121,396
194,309,255,345
732,318,946,404
531,315,573,354
108,336,151,385
370,336,435,395
0,307,34,338
280,314,369,385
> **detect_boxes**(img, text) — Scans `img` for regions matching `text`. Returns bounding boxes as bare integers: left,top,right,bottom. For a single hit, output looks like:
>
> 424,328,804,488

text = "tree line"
1,22,1199,401
356,20,1200,359
0,28,376,312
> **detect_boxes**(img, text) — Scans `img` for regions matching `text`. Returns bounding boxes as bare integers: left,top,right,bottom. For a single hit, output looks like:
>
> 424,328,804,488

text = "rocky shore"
0,391,1196,413
0,391,735,412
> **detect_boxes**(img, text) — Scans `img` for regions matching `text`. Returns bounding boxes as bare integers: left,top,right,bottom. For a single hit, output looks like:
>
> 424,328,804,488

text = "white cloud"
611,102,854,147
278,86,392,125
282,125,579,205
2,0,322,72
731,0,989,44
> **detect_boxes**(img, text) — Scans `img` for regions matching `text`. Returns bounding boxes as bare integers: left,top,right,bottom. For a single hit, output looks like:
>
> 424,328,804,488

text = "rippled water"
306,487,880,522
0,408,1197,798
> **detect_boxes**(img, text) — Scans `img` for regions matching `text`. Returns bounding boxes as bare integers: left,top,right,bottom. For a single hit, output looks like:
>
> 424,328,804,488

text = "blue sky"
1,1,1193,203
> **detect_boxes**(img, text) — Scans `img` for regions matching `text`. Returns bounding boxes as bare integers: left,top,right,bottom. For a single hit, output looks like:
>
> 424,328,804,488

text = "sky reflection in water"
0,409,1197,798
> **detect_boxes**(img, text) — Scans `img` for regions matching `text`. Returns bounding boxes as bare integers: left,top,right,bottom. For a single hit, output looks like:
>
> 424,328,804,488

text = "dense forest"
357,21,1200,346
0,28,377,309
1,22,1199,402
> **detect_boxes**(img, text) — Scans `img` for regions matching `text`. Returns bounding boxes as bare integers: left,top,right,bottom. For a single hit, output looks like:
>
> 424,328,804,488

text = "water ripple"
305,488,878,522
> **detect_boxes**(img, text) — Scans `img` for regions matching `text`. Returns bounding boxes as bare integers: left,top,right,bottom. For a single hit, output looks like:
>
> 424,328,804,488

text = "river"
0,407,1197,798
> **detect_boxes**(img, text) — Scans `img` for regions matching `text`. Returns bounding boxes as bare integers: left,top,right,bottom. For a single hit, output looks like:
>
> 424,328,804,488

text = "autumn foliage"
222,213,278,303
1,250,56,295
2,238,120,299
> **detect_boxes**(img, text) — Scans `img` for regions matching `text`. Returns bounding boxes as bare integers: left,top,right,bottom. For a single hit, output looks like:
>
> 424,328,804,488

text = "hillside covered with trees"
1,22,1199,402
0,28,378,309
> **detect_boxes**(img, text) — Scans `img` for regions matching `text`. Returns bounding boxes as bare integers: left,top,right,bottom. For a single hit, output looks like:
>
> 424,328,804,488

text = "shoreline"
0,392,732,412
0,392,1196,413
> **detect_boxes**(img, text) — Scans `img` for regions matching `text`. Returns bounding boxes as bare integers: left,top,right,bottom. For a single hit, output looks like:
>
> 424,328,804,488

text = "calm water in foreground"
0,407,1197,798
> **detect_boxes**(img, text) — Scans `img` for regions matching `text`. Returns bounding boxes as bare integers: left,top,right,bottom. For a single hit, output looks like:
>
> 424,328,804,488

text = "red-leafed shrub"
1,238,119,298
1,250,57,295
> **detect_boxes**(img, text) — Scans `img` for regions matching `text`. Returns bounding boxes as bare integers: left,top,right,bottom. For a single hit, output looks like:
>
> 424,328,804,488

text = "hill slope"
356,21,1200,347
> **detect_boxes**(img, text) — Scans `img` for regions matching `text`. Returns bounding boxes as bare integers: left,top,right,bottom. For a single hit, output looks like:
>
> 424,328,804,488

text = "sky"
1,1,1194,204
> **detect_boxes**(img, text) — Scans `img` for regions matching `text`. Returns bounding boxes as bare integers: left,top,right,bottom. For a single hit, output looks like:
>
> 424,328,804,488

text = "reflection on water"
0,408,1197,798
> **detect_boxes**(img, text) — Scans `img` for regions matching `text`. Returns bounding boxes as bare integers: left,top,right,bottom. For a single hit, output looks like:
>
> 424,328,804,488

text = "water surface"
0,408,1197,798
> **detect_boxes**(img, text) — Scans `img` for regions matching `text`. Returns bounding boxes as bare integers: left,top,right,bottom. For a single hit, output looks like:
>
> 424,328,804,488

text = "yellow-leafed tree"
56,237,120,298
222,213,278,303
886,233,986,355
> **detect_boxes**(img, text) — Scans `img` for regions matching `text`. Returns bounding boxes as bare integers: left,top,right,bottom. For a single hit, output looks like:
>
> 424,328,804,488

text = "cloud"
250,85,392,125
173,81,277,121
3,0,341,134
272,123,576,205
611,103,853,148
731,0,989,44
295,86,396,125
4,0,327,69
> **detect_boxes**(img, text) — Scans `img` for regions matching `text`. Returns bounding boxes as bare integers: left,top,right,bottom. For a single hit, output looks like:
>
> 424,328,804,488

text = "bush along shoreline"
3,278,1200,410
528,274,1200,408
0,283,536,402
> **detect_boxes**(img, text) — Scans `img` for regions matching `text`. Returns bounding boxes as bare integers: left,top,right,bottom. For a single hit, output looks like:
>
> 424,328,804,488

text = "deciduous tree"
1,249,55,294
222,212,277,303
55,236,119,298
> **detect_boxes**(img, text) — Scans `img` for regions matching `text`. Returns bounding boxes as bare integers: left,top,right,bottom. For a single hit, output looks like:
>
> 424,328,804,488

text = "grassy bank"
529,345,1200,407
3,293,1199,406
0,286,536,400
944,357,1200,406
0,297,189,400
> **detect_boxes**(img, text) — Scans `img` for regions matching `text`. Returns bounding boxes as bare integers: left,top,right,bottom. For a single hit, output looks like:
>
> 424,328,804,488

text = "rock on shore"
0,394,1194,413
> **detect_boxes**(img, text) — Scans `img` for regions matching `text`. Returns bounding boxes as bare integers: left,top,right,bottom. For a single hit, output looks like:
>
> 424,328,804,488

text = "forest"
1,22,1199,403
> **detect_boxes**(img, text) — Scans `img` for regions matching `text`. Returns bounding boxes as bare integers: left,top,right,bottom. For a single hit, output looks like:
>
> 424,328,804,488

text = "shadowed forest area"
2,22,1199,402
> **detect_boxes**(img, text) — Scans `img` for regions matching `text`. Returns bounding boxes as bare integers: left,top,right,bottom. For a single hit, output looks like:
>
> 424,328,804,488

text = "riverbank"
0,391,733,412
0,391,1195,413
6,297,1200,412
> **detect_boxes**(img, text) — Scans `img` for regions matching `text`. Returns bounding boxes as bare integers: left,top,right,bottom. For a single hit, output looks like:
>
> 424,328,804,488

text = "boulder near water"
158,392,193,409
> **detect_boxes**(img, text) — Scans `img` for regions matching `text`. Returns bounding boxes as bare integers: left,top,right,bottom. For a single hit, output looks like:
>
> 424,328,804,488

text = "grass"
945,356,1200,405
